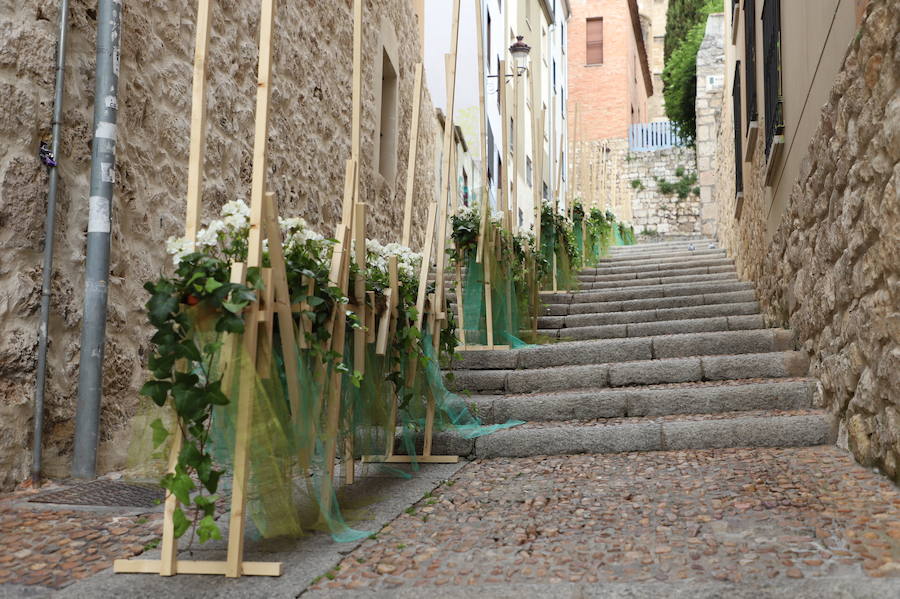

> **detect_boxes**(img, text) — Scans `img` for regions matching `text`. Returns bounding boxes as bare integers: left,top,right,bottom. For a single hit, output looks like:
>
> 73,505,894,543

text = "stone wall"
0,0,435,488
695,13,725,238
714,0,900,482
623,146,701,236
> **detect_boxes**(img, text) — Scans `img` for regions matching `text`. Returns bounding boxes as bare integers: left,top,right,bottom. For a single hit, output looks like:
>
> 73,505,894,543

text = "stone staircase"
437,239,835,458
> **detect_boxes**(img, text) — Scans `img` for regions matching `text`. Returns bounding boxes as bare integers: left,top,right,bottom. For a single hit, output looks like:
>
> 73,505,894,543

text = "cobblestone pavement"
0,483,162,591
309,446,900,592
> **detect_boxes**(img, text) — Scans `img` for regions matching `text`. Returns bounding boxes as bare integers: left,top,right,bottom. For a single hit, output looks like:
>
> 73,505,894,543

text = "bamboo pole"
498,59,509,231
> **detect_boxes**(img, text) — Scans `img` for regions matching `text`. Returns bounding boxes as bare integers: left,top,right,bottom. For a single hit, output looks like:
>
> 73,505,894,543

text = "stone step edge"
418,410,835,458
539,301,760,326
539,314,765,340
577,273,739,291
451,329,795,370
446,351,810,394
464,379,817,424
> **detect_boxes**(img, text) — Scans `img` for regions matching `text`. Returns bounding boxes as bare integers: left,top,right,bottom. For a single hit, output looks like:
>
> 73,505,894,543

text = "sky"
424,0,482,159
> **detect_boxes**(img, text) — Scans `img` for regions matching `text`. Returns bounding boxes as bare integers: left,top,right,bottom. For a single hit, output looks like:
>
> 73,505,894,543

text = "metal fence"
627,121,687,152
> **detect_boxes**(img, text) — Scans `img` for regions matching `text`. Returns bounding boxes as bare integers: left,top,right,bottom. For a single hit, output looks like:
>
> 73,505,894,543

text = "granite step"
542,280,754,305
541,314,764,341
423,409,833,458
601,248,723,263
577,272,739,291
540,290,758,316
466,379,817,424
451,329,794,371
590,253,729,269
608,239,715,253
447,350,809,394
578,263,735,281
538,301,760,328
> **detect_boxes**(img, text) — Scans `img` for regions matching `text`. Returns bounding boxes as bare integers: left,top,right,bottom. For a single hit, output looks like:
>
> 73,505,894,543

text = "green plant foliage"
141,252,257,543
662,0,724,140
655,168,701,200
664,0,720,62
630,179,645,191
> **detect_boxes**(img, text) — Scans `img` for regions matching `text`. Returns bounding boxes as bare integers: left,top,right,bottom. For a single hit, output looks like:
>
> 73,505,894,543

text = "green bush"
664,0,718,61
662,0,723,141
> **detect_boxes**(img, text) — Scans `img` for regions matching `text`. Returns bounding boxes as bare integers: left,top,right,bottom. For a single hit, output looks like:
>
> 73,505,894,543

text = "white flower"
165,236,195,266
196,220,224,247
222,199,249,218
491,210,504,223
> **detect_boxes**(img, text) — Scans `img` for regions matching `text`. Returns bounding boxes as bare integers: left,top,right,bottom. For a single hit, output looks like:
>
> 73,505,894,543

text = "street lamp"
509,35,531,74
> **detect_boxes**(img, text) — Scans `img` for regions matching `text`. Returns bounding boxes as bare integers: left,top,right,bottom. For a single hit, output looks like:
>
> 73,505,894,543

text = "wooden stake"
474,0,489,265
184,0,212,241
498,59,509,231
401,63,424,247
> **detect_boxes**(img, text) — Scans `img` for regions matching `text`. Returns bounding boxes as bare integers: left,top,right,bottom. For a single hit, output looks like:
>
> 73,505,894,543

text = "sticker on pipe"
89,196,111,233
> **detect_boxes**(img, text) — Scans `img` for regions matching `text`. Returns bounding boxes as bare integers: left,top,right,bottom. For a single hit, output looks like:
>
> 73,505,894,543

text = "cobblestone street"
0,484,162,591
309,446,900,593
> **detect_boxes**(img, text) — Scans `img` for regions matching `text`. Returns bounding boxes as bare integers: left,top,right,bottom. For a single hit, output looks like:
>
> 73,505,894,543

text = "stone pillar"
694,13,725,238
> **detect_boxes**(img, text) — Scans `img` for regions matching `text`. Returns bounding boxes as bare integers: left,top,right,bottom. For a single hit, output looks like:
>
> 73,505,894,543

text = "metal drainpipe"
72,0,122,479
32,0,71,486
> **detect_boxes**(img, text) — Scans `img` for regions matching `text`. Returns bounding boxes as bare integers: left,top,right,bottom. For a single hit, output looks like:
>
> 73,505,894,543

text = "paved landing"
305,446,900,597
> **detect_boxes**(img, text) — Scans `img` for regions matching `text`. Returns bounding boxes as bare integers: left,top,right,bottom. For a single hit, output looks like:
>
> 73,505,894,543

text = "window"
743,0,758,128
487,127,495,183
586,18,603,65
487,12,492,69
526,156,533,187
497,156,503,191
496,58,502,110
377,48,398,180
732,62,744,196
762,0,784,157
509,117,514,153
462,168,469,205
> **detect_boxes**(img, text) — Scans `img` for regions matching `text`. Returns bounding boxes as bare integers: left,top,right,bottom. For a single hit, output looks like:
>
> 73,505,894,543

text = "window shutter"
586,18,603,64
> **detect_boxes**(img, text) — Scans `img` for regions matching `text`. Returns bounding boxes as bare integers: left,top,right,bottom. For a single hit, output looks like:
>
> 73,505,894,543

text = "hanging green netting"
539,205,578,291
460,246,532,348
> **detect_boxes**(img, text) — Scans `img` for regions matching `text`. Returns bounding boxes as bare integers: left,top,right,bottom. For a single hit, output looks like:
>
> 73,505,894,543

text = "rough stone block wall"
715,0,900,482
0,0,434,488
624,146,700,236
695,13,724,238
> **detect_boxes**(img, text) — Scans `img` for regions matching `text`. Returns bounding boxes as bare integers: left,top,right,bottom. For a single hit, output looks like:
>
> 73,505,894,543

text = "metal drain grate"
29,480,164,508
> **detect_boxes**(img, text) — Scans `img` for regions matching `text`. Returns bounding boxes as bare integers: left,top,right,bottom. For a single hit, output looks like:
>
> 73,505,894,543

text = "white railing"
628,121,687,152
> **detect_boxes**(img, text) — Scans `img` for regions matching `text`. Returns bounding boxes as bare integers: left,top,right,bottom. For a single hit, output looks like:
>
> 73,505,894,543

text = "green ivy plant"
655,167,701,200
141,252,257,544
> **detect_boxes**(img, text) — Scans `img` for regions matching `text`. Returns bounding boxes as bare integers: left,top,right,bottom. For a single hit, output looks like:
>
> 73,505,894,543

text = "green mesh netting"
128,295,522,545
539,223,578,291
460,249,531,348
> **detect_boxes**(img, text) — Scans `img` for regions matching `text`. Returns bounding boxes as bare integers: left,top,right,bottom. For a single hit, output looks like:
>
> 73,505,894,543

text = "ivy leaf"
197,515,222,543
164,471,194,506
215,313,245,333
221,300,246,314
204,278,224,293
172,508,191,538
150,418,169,448
177,340,202,362
140,380,171,407
179,443,203,469
306,296,325,307
147,293,179,326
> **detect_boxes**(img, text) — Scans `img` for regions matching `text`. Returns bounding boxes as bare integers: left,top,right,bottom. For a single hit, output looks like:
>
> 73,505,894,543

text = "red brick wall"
568,0,649,142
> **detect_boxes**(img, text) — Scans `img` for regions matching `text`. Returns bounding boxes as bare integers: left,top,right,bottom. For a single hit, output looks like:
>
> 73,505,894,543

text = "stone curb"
582,257,733,274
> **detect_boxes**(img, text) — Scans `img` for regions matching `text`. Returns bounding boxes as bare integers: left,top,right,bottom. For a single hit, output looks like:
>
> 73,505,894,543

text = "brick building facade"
567,0,653,143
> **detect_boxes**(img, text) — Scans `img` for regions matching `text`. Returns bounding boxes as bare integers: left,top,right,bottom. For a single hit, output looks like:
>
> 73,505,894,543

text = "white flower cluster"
490,210,504,224
357,238,422,283
221,199,250,230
